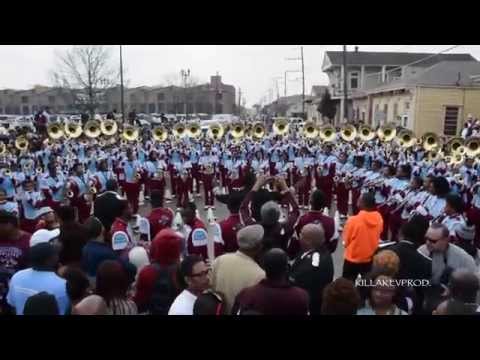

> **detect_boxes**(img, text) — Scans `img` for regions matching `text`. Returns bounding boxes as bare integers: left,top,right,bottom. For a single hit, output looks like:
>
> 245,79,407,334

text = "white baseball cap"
30,229,60,248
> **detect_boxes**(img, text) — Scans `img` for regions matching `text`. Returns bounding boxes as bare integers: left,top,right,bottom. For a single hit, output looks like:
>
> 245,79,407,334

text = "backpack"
148,263,179,315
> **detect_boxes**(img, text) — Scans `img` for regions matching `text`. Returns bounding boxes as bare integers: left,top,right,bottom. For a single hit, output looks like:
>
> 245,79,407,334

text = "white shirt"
168,290,197,315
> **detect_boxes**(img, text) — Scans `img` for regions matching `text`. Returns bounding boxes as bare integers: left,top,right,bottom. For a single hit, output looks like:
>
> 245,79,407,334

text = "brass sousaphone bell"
64,122,83,139
273,118,289,136
397,129,416,148
302,120,319,139
208,123,224,140
230,122,245,139
421,132,441,152
447,137,464,155
340,124,357,142
319,124,337,143
377,124,397,142
152,126,168,142
187,122,201,139
122,125,139,142
15,136,29,151
358,124,376,142
465,137,480,157
84,120,102,138
100,119,118,136
252,122,266,140
47,123,64,140
173,123,187,138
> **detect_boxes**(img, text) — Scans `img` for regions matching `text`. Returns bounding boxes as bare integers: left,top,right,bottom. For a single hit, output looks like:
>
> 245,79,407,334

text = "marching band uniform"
69,172,92,223
110,216,135,259
122,158,142,214
314,151,337,210
200,163,215,209
334,158,354,218
182,216,214,260
441,213,466,237
147,206,175,240
349,163,367,215
39,170,66,212
20,181,44,233
0,172,17,201
0,197,19,216
176,169,190,209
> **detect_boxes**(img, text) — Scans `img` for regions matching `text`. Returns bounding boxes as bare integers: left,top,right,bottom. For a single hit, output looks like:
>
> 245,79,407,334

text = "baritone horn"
84,120,102,138
465,137,480,157
47,123,64,140
152,126,168,142
340,124,356,142
208,123,224,140
319,124,337,142
273,118,289,136
100,119,118,136
377,124,397,142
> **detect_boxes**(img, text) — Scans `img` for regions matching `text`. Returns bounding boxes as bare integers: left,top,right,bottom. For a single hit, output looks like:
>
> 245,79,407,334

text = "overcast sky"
1,45,479,107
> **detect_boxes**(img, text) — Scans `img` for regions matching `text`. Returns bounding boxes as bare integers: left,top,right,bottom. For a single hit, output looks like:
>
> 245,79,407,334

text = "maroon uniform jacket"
292,211,339,254
218,213,243,253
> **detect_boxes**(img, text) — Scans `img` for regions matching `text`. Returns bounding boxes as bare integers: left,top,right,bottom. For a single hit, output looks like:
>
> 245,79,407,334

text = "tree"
317,89,336,121
50,45,119,117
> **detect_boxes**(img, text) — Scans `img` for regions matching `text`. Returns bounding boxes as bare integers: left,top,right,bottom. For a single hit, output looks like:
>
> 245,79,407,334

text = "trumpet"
3,168,12,177
36,167,43,175
453,173,464,184
448,153,464,166
363,177,384,189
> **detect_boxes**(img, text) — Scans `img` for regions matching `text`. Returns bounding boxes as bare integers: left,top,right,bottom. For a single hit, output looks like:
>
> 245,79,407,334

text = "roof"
352,60,480,97
324,51,477,69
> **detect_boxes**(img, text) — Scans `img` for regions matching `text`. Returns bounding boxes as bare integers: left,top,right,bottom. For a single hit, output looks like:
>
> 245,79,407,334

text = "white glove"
394,193,404,203
415,205,428,217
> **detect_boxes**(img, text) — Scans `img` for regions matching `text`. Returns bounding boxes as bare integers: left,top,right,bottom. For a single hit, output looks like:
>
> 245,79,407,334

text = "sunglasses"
426,237,442,244
190,269,210,278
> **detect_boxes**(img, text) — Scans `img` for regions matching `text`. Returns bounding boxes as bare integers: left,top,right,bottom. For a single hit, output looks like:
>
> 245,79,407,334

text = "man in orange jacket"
342,192,383,281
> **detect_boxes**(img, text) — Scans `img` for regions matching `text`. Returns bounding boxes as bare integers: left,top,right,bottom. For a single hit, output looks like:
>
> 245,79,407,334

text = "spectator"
128,247,150,276
442,193,465,236
342,193,383,281
6,243,69,315
63,267,91,312
293,189,340,255
180,202,216,259
233,248,309,315
23,292,59,315
0,211,31,312
214,191,244,253
453,223,479,266
321,278,361,315
72,294,108,315
57,206,88,270
95,260,137,315
82,217,119,282
168,255,210,315
34,207,59,231
356,269,408,315
0,189,19,216
135,229,182,314
240,175,299,252
290,223,334,315
93,179,124,232
147,189,174,239
434,269,480,315
211,225,265,314
30,228,60,248
372,250,400,277
193,290,226,315
418,223,477,313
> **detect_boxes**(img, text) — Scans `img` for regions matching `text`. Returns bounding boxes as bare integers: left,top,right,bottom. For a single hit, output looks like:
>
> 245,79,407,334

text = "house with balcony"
321,48,477,125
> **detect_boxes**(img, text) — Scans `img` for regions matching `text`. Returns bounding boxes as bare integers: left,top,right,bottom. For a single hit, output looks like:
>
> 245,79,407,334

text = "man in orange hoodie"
342,192,383,281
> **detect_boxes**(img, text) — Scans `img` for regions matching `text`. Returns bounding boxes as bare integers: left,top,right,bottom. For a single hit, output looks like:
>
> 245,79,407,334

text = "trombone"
340,124,356,142
152,126,168,142
273,118,289,136
100,119,118,136
84,120,102,138
319,124,337,142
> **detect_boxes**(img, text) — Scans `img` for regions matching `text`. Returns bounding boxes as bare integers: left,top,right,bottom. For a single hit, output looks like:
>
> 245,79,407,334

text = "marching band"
0,116,480,251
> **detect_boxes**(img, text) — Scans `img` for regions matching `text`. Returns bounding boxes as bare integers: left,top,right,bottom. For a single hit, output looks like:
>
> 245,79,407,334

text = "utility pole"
301,46,305,120
343,45,348,123
181,69,190,120
284,71,287,97
238,88,242,117
120,45,125,124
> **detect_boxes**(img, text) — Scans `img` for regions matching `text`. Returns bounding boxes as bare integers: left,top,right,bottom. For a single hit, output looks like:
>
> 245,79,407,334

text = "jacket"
343,210,383,263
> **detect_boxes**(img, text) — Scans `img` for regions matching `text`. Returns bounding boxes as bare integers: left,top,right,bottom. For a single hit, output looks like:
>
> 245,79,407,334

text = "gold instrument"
84,120,102,138
100,119,118,136
208,123,225,140
426,151,444,164
173,123,187,138
230,122,245,139
252,122,266,140
397,129,416,148
273,118,289,136
47,123,64,140
3,168,12,177
187,122,201,139
36,167,43,175
421,132,440,152
447,137,464,155
453,173,464,184
339,124,356,142
454,145,466,156
377,124,397,142
301,121,319,139
358,124,376,142
15,136,29,151
64,122,83,138
319,124,337,143
0,143,6,156
449,153,464,166
121,125,139,142
152,126,168,142
465,137,480,157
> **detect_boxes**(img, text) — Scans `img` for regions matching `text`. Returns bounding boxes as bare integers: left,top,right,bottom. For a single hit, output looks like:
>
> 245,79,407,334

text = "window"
0,107,3,114
350,72,359,89
383,104,388,121
444,106,459,136
186,93,193,101
393,103,398,119
157,93,165,101
21,96,29,104
32,105,38,113
148,103,155,113
405,102,410,110
48,96,55,104
362,111,365,121
187,103,194,114
57,106,64,112
215,104,223,114
216,92,223,100
157,103,165,112
22,106,29,115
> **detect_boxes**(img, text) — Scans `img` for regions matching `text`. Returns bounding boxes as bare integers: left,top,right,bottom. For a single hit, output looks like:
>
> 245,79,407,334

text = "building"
263,94,313,118
350,60,480,136
321,48,477,124
0,75,236,116
305,85,328,123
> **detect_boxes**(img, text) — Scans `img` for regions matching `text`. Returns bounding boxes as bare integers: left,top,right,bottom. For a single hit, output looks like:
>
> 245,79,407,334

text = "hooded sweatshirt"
343,210,383,263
